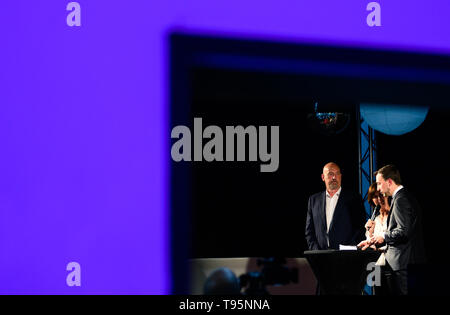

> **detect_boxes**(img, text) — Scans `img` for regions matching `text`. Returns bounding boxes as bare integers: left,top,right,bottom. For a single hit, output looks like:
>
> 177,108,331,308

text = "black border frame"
169,33,450,294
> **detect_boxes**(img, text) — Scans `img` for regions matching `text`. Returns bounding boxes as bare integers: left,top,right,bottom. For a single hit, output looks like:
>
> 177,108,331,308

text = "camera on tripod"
239,257,299,295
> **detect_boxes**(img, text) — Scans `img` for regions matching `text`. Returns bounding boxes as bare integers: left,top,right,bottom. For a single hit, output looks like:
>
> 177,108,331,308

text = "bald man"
305,162,366,250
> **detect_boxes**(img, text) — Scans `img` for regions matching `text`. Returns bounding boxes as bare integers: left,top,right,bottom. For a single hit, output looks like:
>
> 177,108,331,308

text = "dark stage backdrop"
170,36,450,295
190,68,360,258
187,55,450,261
376,106,450,265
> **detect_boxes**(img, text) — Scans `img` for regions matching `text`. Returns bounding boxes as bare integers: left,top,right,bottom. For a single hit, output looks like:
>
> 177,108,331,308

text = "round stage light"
360,103,429,136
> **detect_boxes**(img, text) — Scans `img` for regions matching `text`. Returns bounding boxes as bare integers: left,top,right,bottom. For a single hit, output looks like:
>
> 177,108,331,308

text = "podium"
304,250,380,295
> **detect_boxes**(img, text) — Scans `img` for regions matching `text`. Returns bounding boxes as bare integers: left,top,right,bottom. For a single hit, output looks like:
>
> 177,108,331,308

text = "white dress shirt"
392,185,404,200
326,186,342,232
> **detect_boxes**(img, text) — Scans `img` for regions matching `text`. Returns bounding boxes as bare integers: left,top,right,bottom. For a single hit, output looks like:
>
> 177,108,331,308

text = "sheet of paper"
339,245,358,251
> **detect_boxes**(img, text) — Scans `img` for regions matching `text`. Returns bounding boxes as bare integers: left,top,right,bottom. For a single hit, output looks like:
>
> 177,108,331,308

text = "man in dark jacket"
305,162,366,250
368,164,426,295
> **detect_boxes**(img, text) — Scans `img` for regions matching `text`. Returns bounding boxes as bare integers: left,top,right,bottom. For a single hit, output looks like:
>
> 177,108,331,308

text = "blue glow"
360,104,429,136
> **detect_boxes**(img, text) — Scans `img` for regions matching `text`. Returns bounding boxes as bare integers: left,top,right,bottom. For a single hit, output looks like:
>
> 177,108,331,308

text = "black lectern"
304,250,380,295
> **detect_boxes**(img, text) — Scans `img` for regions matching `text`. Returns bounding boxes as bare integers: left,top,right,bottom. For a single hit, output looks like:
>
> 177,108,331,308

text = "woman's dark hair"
367,182,379,207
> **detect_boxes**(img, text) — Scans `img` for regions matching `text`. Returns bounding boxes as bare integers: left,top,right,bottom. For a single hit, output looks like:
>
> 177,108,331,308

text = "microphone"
370,205,381,222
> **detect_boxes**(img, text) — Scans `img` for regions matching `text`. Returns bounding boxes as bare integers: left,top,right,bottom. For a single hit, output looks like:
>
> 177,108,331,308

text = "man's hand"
369,235,385,245
357,240,371,250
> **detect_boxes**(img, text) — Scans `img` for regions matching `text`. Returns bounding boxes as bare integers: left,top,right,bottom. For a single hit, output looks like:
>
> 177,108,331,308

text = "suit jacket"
305,188,366,250
384,188,426,271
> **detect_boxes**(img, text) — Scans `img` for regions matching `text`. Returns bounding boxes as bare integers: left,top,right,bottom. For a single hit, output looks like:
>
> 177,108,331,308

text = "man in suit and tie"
305,162,366,250
368,164,426,295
